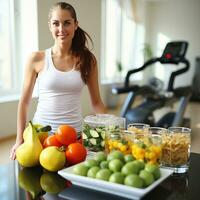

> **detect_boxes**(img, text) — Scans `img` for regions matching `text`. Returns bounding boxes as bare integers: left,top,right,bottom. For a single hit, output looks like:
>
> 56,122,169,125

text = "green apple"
96,169,112,181
84,159,99,168
121,162,140,175
132,160,145,170
87,166,100,178
139,170,155,187
73,164,88,176
109,172,125,184
100,160,109,169
124,174,143,188
94,151,107,162
108,159,123,172
124,154,135,163
107,150,124,162
145,163,161,180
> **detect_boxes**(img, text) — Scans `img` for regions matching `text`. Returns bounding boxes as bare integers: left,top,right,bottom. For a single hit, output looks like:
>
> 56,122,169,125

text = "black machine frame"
112,41,191,128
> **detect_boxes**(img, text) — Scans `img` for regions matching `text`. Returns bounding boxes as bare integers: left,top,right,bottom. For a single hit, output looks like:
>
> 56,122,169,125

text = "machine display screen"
161,42,188,62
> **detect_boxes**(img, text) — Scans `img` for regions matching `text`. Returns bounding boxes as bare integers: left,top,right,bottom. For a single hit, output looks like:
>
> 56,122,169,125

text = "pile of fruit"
73,150,161,189
15,118,166,198
16,121,87,172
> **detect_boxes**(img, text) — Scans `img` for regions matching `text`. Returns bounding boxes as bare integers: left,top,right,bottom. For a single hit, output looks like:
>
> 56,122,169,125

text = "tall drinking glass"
147,127,167,164
128,123,150,139
161,127,191,173
128,123,151,162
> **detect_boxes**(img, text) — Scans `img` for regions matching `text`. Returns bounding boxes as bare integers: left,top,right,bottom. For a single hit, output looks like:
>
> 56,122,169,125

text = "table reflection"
160,174,189,199
1,153,199,200
15,161,71,200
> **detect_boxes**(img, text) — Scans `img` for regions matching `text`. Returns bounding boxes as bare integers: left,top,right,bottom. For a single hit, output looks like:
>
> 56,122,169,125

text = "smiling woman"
48,8,78,44
9,2,106,160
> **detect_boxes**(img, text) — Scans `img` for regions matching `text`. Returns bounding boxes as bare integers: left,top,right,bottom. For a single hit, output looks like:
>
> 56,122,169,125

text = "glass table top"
1,152,200,200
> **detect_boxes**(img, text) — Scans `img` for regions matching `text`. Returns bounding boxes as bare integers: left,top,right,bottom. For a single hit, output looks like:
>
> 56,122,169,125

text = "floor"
0,135,16,164
0,101,199,164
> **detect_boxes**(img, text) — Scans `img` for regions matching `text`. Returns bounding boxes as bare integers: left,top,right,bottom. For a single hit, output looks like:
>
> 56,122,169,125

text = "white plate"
58,158,173,200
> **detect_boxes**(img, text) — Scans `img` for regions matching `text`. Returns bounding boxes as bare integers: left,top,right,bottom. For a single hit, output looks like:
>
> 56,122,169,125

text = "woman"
10,2,106,159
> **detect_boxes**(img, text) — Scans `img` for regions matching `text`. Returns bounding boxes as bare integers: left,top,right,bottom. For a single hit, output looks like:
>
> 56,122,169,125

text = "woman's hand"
9,141,23,160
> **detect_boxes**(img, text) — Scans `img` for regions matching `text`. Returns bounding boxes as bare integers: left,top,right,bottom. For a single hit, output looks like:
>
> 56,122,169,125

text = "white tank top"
33,48,85,133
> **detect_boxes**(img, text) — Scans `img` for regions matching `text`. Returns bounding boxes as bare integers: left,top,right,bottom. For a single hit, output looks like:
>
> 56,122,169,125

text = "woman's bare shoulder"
25,51,46,73
28,51,45,63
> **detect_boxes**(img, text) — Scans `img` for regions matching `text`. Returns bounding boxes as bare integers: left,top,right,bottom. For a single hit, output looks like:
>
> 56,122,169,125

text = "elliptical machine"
191,57,200,101
112,41,191,128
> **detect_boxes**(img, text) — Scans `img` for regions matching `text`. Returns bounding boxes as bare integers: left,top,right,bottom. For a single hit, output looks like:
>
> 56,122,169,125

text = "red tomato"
43,134,63,148
56,125,77,146
65,143,87,165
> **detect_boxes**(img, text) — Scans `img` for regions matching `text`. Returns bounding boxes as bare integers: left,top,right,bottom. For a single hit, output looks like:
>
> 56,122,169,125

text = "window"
0,0,38,101
101,0,145,84
0,0,16,96
155,32,170,89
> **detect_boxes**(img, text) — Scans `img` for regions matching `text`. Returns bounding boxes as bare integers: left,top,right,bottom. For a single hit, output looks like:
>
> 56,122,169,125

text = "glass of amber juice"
161,127,191,173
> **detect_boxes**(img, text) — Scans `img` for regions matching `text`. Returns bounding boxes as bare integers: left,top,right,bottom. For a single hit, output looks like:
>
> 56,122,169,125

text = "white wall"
145,0,200,88
0,99,38,137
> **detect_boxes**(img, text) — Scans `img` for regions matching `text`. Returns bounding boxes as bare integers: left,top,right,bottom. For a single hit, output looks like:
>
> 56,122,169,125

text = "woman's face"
49,8,78,44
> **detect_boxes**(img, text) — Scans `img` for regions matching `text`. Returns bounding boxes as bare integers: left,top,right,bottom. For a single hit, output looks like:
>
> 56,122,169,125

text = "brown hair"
48,2,96,83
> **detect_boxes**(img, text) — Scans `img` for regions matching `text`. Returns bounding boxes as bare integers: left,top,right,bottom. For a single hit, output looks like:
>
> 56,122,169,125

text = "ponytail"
72,27,95,83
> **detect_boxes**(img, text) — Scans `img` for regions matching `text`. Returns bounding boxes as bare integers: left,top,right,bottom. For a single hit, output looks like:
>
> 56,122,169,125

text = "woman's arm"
87,57,107,114
10,52,39,159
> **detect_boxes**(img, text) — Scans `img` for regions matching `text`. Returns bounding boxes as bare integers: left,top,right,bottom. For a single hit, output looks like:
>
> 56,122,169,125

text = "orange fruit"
56,125,77,146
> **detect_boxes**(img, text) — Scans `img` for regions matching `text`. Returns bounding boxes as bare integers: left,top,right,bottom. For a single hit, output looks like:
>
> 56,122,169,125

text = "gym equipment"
112,41,191,128
191,57,200,101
